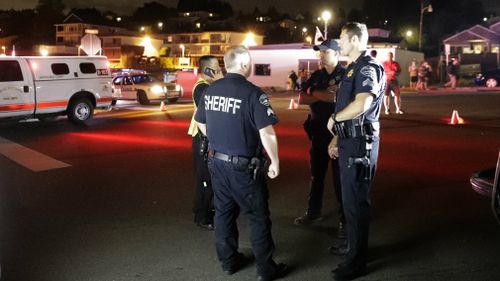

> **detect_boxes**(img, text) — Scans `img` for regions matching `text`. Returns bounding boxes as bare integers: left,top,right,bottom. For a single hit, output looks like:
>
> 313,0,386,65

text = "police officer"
327,22,385,280
294,39,346,239
195,46,288,281
188,55,223,230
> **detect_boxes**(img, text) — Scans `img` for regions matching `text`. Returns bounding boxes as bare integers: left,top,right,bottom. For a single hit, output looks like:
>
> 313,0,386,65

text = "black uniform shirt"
335,52,386,124
303,64,345,135
193,82,209,107
194,73,278,157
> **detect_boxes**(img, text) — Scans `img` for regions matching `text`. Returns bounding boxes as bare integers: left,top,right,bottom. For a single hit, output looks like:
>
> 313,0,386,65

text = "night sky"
0,0,499,17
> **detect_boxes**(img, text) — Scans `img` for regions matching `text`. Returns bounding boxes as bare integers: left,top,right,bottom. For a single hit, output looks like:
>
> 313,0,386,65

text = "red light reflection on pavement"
275,126,306,137
69,132,190,149
135,120,191,128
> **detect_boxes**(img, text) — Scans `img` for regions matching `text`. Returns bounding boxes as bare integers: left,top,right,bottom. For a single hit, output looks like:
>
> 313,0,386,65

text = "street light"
406,30,413,38
158,22,163,29
321,11,332,40
306,36,312,45
419,1,433,51
302,27,307,34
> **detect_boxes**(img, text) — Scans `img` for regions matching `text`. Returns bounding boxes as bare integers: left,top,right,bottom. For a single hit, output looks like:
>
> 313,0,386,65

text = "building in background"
248,30,421,89
160,31,263,69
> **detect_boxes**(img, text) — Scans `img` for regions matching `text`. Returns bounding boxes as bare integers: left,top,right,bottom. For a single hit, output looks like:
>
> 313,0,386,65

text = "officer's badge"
329,79,336,86
259,94,270,106
347,69,354,77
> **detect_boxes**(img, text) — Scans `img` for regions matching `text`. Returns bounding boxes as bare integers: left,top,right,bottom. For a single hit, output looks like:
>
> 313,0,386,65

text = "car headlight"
175,84,181,91
151,85,164,95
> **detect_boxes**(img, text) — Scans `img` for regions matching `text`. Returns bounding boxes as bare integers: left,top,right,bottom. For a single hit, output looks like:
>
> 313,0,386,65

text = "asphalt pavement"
0,91,500,281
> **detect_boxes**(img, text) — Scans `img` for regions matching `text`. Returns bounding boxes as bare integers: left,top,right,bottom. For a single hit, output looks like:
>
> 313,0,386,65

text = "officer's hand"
267,162,279,179
328,138,339,159
327,116,335,135
213,70,224,81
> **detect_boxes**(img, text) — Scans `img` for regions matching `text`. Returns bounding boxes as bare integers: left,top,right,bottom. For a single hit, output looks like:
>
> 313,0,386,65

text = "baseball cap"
313,39,341,51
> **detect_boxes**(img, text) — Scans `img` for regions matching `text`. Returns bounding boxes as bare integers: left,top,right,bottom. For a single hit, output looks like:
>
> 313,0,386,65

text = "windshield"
131,74,159,84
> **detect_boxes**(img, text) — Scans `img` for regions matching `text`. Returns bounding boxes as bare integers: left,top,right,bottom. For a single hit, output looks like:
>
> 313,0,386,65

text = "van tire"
167,97,178,103
137,91,150,105
68,98,94,125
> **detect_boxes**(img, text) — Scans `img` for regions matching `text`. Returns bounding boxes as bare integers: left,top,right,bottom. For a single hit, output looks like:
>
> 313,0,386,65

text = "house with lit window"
443,22,500,55
38,13,164,68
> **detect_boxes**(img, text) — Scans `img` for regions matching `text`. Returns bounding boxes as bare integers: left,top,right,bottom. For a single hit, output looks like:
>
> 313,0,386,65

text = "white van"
0,56,113,125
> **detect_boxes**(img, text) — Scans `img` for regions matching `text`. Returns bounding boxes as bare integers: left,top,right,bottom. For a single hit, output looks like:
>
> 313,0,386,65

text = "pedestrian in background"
294,39,346,240
417,60,432,91
383,52,403,114
195,46,289,281
444,58,459,89
408,58,418,89
289,70,299,91
327,22,386,281
188,55,223,230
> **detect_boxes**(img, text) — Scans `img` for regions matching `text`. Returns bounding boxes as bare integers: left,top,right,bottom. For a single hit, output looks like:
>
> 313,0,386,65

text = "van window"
80,63,96,74
0,60,24,82
51,63,70,75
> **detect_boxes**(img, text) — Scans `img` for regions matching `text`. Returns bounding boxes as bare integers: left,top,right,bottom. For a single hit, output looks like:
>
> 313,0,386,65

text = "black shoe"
331,263,366,280
223,253,254,275
294,213,322,225
329,245,348,256
196,222,214,231
257,263,289,281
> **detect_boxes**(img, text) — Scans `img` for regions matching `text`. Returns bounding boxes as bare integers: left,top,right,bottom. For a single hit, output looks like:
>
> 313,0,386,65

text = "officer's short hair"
224,46,250,70
199,55,217,72
342,22,369,45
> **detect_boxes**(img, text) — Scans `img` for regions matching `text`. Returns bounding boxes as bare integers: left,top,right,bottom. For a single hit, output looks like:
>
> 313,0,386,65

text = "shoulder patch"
360,66,377,80
259,94,270,106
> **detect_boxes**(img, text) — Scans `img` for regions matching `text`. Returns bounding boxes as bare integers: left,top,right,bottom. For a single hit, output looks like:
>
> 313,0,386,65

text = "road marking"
0,137,71,172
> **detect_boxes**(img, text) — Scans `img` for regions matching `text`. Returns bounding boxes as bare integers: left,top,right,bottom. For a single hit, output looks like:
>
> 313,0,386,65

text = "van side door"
0,59,35,118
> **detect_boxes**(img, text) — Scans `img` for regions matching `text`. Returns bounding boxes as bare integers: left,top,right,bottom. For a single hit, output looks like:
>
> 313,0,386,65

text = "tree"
34,0,65,44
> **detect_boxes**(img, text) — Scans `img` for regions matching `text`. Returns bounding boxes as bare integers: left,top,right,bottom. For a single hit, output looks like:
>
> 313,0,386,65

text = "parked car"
470,151,500,225
112,70,183,105
474,68,500,87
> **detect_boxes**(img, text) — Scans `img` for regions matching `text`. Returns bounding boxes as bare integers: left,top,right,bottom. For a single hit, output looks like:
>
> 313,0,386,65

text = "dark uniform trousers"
192,134,214,224
208,157,277,276
338,135,380,265
308,133,344,223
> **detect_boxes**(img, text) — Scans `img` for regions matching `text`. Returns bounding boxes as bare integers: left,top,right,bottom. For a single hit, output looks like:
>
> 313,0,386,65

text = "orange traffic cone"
159,101,167,112
449,110,464,125
288,99,298,110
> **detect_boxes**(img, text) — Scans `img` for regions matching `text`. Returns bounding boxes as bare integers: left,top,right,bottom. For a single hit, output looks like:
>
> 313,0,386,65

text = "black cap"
313,39,341,51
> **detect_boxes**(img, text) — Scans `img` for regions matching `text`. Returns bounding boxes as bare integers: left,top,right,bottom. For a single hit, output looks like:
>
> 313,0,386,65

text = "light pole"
419,1,433,51
321,11,331,40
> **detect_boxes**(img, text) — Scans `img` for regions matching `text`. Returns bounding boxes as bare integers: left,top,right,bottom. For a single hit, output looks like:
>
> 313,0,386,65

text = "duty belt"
208,150,251,166
334,119,379,139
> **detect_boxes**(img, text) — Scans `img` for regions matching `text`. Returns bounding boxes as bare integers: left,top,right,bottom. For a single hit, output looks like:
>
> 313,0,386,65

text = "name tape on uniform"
204,95,242,114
